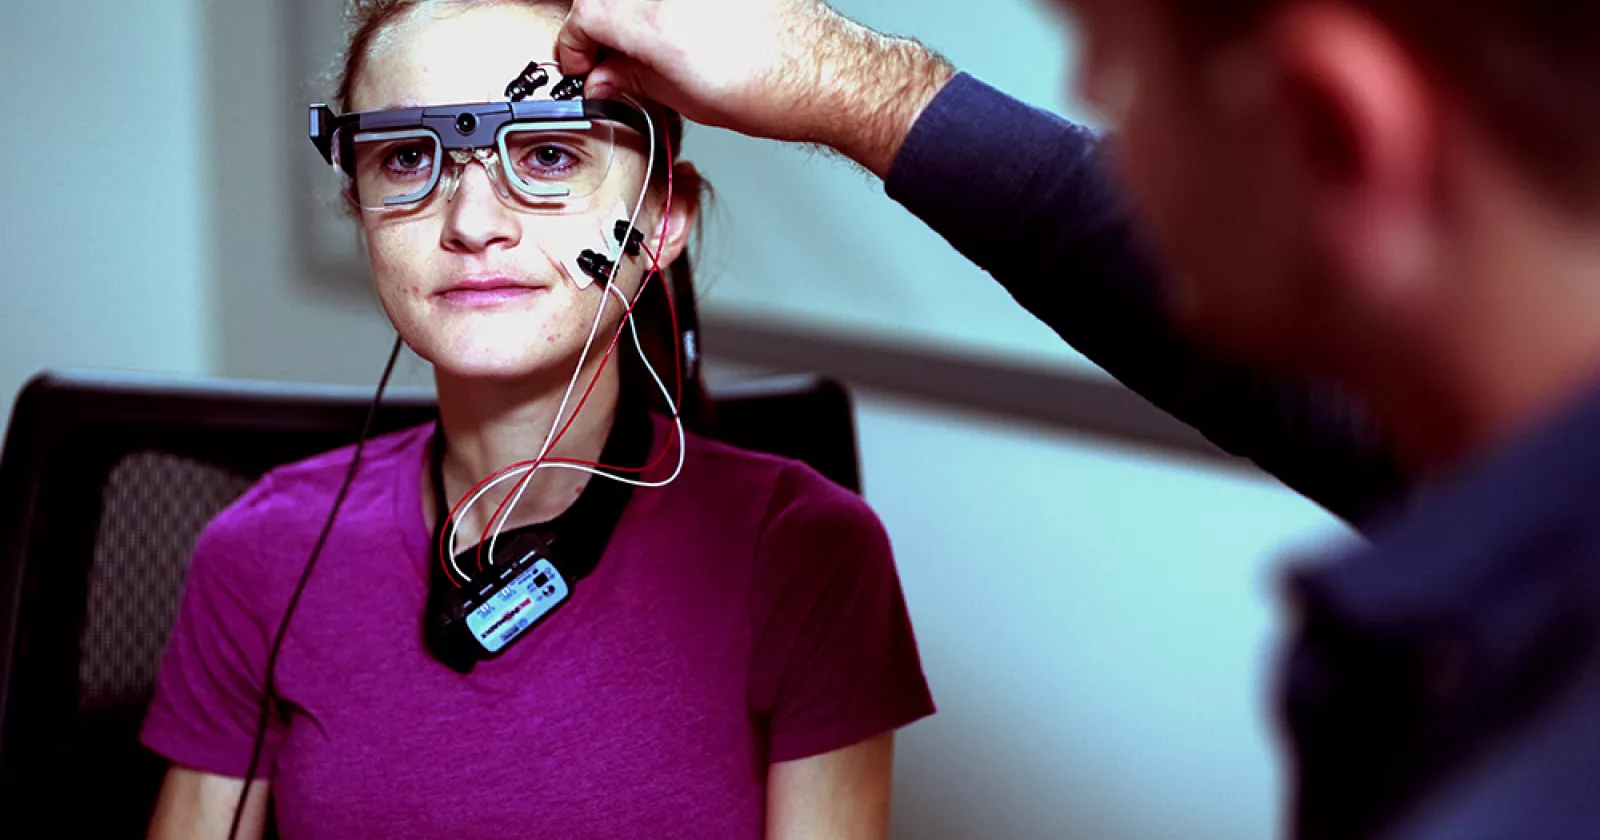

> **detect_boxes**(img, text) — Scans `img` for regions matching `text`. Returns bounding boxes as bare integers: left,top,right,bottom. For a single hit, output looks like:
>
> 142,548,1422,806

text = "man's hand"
557,0,955,178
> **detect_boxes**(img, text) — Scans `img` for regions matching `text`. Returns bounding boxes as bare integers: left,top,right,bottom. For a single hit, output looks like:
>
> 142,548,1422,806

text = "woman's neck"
428,359,622,548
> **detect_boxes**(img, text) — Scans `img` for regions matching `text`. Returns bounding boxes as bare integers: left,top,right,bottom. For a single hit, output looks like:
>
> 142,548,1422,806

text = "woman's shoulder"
676,425,885,543
195,423,431,564
255,422,429,502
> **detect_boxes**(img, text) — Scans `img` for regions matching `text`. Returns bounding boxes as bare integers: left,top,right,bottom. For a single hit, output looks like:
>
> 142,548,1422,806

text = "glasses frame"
308,98,652,212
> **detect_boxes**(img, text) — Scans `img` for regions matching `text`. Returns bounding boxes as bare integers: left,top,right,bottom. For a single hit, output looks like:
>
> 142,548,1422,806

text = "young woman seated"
141,2,934,837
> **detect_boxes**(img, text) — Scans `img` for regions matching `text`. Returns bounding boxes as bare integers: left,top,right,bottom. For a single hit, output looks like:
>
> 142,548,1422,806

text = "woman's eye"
523,145,576,175
383,143,433,177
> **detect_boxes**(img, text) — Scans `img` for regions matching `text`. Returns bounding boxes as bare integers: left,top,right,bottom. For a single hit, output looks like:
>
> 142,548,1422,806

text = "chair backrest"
0,369,858,838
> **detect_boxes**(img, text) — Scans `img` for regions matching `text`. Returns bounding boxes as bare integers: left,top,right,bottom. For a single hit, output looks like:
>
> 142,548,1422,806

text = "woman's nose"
439,161,521,254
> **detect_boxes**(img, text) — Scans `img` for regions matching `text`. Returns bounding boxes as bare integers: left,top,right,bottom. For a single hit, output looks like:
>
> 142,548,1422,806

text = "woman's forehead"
353,3,563,111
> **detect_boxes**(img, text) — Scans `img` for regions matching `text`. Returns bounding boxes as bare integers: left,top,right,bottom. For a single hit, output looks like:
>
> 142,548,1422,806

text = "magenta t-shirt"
140,419,934,838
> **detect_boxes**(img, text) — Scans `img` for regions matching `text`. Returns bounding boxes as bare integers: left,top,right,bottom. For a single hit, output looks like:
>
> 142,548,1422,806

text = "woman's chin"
409,317,596,385
429,347,578,385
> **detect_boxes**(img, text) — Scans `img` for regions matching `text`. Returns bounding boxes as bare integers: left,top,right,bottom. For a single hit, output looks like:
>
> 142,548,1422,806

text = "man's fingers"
560,0,669,77
556,1,609,75
585,55,649,104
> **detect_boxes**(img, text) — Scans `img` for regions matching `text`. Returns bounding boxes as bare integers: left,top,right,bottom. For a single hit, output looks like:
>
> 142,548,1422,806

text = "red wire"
542,245,681,477
436,275,649,584
542,126,682,472
457,268,647,573
473,172,673,571
437,116,682,586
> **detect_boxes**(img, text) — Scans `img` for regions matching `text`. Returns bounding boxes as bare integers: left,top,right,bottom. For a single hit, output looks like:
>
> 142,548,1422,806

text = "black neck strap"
428,391,654,584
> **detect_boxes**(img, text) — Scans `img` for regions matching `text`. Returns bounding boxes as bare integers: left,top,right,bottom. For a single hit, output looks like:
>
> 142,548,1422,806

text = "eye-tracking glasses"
308,98,652,214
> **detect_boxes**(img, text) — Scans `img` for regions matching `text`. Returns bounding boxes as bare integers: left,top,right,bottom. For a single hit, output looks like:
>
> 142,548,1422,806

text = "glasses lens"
337,128,442,210
497,121,616,209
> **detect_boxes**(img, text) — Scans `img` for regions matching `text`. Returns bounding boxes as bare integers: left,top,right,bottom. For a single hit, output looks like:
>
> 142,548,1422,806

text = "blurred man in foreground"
560,0,1600,835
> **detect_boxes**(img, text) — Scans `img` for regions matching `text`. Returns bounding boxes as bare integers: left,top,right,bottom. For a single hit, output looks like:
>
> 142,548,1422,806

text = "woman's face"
348,2,693,382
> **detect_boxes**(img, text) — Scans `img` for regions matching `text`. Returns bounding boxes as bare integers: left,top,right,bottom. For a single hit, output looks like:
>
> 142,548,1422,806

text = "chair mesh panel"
80,451,253,709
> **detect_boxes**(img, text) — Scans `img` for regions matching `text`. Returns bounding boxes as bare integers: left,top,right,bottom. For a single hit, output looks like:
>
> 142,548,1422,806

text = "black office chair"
0,369,859,838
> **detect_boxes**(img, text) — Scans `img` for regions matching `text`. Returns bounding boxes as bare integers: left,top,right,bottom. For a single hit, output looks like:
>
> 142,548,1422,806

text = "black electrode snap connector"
577,249,615,285
505,62,550,102
550,74,586,101
612,220,645,257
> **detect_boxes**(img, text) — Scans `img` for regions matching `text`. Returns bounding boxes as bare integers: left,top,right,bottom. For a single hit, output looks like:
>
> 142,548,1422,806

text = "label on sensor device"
464,557,569,653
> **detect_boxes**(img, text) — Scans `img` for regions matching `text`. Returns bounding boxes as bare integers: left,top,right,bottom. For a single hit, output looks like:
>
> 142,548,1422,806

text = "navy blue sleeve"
886,73,1406,527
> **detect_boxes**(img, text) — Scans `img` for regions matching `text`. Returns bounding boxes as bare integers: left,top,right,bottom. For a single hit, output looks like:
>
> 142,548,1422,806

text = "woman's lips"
435,277,546,308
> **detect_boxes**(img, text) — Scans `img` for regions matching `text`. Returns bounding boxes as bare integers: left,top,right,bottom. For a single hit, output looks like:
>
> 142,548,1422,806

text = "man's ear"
1265,1,1440,305
652,161,703,266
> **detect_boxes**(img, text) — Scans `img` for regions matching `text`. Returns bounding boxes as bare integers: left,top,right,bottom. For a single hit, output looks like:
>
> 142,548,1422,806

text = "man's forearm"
883,74,1408,526
808,16,956,179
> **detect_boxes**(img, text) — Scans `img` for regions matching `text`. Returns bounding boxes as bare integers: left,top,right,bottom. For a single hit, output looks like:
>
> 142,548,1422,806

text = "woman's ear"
652,161,702,266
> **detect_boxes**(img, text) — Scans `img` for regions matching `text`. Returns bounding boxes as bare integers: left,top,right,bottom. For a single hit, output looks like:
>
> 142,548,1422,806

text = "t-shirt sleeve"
749,466,935,764
140,482,284,778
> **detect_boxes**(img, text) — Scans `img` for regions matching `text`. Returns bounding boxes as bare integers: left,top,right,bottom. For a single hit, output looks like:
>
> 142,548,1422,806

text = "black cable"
227,335,406,839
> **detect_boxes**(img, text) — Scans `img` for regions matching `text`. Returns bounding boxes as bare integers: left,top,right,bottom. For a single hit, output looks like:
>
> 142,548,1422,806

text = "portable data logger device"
439,529,570,658
421,395,649,675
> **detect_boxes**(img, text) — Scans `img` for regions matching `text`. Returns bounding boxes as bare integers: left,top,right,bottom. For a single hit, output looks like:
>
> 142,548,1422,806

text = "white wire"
447,97,665,579
536,96,657,467
484,97,659,565
444,282,685,581
448,98,655,565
